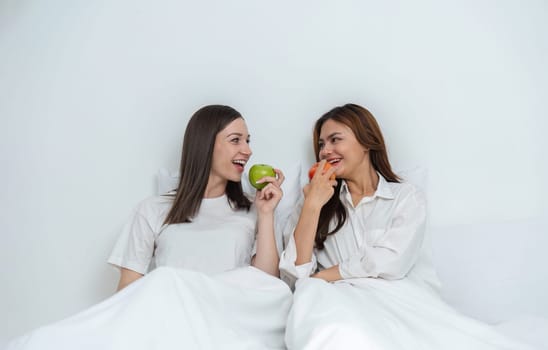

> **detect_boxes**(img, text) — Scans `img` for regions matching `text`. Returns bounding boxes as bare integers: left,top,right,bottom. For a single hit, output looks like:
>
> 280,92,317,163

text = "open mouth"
327,158,342,166
232,159,247,172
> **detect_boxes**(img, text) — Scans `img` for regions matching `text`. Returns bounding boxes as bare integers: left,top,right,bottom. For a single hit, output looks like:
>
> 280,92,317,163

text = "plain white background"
1,0,547,340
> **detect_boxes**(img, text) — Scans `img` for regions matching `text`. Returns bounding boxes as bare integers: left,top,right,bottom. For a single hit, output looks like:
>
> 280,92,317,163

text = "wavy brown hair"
313,103,400,249
163,105,251,224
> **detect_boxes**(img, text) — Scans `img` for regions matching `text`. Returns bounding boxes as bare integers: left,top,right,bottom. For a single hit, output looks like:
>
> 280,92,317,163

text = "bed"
158,164,548,348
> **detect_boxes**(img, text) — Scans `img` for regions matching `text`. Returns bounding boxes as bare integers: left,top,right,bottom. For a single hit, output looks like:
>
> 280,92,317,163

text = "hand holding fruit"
249,164,276,190
308,161,337,181
303,160,338,209
248,164,285,214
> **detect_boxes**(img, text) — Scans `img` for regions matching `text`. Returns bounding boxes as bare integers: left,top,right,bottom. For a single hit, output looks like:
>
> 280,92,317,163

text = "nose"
241,142,252,157
319,145,332,159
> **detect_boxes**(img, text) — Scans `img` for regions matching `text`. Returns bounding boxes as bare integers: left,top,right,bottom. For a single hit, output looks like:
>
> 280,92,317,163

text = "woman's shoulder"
132,194,174,220
385,180,426,202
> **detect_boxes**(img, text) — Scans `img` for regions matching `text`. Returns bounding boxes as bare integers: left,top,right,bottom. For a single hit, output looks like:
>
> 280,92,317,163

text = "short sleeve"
108,208,159,274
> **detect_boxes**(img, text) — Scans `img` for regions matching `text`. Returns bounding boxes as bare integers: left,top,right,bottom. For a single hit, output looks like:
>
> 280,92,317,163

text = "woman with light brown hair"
279,103,532,349
280,103,420,286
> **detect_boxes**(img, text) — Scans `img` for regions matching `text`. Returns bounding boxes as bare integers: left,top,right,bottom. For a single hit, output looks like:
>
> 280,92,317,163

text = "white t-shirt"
279,175,431,287
108,194,257,275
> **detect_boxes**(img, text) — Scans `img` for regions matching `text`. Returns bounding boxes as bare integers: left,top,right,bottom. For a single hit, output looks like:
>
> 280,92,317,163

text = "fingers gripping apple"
308,162,336,181
249,164,276,190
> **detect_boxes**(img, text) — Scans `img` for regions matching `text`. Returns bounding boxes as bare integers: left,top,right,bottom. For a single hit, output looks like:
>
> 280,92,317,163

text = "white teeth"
232,160,246,165
329,159,341,164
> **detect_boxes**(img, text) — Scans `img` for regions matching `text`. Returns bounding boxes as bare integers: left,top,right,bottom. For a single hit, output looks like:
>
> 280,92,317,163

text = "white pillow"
157,168,179,195
275,163,307,219
398,165,428,193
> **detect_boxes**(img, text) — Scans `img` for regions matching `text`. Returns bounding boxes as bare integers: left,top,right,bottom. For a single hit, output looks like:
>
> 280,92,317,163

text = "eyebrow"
225,132,250,139
319,132,342,141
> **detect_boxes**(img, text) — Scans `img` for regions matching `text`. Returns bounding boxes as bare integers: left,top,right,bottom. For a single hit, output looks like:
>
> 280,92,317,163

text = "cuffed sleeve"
279,234,317,287
279,198,317,288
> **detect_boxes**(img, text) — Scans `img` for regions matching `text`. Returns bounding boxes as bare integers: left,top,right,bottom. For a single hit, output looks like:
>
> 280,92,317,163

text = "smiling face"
210,117,252,184
318,119,369,180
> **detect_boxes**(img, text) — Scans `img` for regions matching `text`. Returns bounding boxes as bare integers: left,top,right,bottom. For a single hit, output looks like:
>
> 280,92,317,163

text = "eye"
330,136,342,144
230,137,240,144
318,142,325,150
246,138,250,144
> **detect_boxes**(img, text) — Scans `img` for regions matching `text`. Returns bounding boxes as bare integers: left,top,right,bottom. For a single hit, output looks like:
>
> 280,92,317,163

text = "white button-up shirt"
279,174,427,287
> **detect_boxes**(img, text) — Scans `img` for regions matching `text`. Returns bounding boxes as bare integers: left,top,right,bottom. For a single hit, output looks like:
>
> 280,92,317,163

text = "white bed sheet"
494,316,548,350
5,266,292,350
286,277,540,350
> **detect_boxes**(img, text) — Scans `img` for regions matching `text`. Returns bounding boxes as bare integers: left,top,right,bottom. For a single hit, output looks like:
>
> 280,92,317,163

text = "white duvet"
6,266,292,350
286,277,539,350
6,267,542,350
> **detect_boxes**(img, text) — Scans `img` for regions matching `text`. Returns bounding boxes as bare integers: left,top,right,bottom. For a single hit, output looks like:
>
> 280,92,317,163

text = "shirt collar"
340,172,395,201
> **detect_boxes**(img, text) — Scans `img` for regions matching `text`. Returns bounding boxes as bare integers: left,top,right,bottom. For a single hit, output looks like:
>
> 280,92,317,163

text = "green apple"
248,164,276,190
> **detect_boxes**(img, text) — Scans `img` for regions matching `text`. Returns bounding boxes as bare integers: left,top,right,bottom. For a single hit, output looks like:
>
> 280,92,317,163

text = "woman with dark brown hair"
110,104,283,289
7,105,292,350
279,104,532,350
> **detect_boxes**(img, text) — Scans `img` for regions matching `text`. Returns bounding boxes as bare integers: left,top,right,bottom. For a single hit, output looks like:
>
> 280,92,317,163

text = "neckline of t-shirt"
202,194,228,203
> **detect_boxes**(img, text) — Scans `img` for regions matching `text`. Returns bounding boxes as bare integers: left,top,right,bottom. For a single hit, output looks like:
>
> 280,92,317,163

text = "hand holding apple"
302,160,337,209
249,164,276,190
250,165,285,215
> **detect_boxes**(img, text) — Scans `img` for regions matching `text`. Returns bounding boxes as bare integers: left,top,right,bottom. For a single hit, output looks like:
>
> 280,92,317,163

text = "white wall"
1,0,547,340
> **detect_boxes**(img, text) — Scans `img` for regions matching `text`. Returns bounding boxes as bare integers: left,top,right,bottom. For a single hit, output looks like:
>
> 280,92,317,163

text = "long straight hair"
312,103,400,249
163,105,251,225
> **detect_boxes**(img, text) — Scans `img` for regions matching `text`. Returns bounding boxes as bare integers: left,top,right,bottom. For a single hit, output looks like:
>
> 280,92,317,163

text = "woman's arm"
116,268,144,291
293,200,323,265
108,201,158,292
251,169,285,276
294,160,338,265
252,211,280,276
